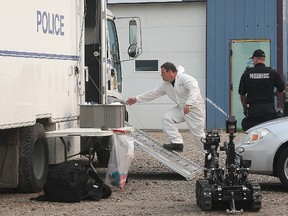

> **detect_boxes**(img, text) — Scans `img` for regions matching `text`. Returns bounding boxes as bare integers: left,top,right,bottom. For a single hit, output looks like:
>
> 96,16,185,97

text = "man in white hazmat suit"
126,62,206,152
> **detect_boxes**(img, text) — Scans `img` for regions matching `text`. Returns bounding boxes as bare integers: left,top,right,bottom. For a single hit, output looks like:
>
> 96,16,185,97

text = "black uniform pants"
241,103,282,131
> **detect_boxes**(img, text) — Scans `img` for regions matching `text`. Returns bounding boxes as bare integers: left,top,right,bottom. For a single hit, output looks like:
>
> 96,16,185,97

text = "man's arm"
273,69,285,93
238,72,247,108
182,74,201,106
240,94,248,108
126,97,137,105
240,94,249,117
125,83,166,105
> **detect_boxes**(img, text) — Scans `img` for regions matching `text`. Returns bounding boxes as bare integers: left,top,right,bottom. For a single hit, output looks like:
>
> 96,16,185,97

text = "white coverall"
135,66,206,152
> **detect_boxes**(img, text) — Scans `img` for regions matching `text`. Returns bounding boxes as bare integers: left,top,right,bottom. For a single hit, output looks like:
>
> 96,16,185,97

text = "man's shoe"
163,143,183,152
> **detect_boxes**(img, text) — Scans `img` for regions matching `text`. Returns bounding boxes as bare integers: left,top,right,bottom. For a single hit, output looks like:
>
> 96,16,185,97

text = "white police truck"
0,0,141,192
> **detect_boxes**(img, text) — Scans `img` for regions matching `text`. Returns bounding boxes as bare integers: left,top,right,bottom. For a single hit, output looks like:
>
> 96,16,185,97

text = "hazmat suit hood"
177,65,185,75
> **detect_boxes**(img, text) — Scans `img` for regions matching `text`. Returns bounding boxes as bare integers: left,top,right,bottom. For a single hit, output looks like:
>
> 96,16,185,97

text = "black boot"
163,143,183,152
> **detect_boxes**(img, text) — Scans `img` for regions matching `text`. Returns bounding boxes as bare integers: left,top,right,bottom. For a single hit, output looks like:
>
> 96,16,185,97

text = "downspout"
101,0,107,104
281,0,288,115
277,0,284,111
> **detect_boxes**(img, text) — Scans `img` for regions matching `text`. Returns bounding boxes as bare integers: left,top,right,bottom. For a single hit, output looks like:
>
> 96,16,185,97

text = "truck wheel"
17,123,49,193
96,136,112,167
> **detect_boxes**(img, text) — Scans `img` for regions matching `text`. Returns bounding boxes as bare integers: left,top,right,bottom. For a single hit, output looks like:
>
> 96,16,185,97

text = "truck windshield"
107,19,122,93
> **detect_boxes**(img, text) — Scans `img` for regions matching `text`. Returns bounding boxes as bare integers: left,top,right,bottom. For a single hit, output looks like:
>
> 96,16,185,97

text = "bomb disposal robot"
196,116,262,213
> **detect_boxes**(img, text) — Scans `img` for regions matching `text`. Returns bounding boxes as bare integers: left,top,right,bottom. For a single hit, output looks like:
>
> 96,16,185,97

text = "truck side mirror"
128,44,137,58
115,16,142,60
128,20,139,58
129,20,137,46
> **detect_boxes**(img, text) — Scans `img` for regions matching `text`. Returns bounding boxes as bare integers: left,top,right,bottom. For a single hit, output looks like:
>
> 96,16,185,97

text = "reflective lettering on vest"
249,73,269,79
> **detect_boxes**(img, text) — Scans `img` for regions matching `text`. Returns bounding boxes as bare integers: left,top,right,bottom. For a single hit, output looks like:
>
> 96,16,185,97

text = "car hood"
244,116,288,142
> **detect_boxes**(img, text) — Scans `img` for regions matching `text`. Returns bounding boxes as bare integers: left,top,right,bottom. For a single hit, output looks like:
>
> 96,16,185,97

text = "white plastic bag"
105,133,134,189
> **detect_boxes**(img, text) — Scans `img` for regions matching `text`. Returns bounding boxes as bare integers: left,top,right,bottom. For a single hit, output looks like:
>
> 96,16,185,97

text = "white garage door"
109,2,206,129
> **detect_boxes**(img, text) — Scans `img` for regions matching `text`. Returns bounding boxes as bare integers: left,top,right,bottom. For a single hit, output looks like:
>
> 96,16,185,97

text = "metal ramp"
128,124,201,180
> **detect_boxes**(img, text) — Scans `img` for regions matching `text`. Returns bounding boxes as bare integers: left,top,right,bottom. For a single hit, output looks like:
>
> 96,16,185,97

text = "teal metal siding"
206,0,277,129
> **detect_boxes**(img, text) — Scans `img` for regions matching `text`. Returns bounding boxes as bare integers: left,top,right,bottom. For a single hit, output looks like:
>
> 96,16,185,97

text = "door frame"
229,39,271,126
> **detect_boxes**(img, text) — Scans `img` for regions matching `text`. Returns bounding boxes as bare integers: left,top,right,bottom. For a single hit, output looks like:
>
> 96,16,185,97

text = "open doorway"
229,39,271,125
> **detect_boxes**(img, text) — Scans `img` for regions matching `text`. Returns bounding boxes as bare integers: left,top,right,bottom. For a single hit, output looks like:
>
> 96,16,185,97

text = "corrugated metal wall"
206,0,277,129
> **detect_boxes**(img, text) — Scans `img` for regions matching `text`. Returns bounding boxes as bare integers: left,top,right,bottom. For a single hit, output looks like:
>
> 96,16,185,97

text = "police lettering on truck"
37,10,64,36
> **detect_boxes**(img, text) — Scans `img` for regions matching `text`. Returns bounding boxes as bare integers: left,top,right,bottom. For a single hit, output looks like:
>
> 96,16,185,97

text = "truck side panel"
0,0,84,189
0,0,81,129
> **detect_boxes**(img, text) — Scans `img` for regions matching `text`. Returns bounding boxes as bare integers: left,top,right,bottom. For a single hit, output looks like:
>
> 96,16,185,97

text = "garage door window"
135,60,158,72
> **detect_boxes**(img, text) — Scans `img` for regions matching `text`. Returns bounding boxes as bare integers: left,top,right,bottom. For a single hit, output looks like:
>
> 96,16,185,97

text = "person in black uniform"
238,49,285,131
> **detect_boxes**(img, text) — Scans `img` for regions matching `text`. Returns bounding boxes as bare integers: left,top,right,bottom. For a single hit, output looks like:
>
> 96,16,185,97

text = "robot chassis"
195,116,262,213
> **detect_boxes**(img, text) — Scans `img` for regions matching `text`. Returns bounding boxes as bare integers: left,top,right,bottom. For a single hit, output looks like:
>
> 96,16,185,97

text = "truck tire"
96,136,112,167
276,148,288,189
17,123,49,193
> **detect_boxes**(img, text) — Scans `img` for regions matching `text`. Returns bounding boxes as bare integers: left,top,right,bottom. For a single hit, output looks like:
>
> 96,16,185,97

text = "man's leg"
183,104,206,153
194,136,206,154
161,106,185,151
242,116,264,131
241,117,252,131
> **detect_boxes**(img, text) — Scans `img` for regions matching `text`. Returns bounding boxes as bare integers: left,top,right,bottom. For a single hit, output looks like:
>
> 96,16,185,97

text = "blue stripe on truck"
0,50,79,61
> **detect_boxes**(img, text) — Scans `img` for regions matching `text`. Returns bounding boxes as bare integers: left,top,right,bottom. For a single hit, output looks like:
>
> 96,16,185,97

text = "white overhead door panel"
109,2,206,129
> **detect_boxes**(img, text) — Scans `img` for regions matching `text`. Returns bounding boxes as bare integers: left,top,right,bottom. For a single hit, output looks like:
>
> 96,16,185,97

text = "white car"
236,116,288,188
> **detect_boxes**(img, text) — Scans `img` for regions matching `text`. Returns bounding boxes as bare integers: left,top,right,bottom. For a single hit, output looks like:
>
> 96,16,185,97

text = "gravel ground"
0,130,288,216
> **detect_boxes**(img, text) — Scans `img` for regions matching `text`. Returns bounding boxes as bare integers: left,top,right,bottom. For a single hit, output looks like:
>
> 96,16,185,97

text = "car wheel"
276,148,288,189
